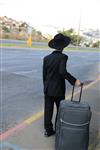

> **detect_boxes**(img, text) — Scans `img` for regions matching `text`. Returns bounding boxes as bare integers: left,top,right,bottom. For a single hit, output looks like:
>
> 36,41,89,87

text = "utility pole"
77,10,82,47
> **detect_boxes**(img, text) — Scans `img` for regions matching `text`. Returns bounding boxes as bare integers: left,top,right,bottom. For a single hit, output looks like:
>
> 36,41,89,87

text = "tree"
32,28,37,34
92,41,100,48
58,28,74,36
2,26,10,33
57,28,84,46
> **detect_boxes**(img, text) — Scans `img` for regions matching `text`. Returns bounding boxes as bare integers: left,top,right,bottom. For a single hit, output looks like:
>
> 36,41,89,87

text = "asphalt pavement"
0,47,100,133
0,47,100,150
0,77,100,150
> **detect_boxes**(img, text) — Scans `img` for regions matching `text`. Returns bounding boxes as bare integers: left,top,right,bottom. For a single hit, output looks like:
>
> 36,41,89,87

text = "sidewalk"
1,79,100,150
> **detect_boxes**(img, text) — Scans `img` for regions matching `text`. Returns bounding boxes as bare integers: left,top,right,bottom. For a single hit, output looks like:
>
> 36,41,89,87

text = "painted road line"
0,123,27,141
0,76,100,141
24,111,44,124
65,75,100,100
24,76,100,125
0,112,44,141
1,141,24,150
93,111,100,115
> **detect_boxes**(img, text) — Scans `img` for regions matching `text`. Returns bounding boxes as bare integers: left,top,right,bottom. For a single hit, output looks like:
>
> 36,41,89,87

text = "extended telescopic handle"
71,83,83,102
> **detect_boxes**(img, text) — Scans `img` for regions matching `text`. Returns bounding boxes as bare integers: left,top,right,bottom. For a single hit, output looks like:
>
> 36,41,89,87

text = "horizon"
0,0,100,35
0,15,99,37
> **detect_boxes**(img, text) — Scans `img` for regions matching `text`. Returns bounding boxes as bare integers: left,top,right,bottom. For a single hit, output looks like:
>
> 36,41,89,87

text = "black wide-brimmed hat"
48,33,71,49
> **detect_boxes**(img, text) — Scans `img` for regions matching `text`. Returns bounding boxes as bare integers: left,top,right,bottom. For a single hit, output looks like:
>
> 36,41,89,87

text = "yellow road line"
24,111,44,124
24,76,100,125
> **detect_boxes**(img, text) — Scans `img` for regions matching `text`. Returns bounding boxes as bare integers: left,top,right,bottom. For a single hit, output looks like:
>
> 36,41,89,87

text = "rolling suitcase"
55,84,92,150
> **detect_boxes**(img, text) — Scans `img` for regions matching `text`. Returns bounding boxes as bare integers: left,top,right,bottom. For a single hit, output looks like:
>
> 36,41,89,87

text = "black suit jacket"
43,50,76,98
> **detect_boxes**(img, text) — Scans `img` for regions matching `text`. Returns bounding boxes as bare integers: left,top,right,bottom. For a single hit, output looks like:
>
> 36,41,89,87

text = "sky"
0,0,100,35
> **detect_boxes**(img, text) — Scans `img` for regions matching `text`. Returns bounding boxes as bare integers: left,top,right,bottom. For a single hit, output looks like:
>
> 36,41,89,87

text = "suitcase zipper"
60,118,90,127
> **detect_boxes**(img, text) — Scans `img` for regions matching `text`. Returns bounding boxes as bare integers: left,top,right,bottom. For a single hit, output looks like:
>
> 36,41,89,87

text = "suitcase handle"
71,83,83,102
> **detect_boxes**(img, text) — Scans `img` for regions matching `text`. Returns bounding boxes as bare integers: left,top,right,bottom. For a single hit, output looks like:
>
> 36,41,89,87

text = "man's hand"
75,79,81,86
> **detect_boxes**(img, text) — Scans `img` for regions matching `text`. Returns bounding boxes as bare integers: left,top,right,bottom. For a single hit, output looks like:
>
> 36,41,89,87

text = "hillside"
0,16,48,41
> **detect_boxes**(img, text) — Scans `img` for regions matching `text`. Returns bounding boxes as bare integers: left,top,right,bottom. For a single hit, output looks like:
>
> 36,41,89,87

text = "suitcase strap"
60,118,90,127
71,83,83,102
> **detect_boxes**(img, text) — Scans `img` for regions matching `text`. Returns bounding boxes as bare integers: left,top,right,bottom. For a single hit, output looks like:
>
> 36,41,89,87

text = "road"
0,47,100,133
0,39,100,50
0,39,47,46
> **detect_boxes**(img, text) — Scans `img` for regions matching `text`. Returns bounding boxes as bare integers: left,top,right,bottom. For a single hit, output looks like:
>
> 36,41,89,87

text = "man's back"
43,50,70,98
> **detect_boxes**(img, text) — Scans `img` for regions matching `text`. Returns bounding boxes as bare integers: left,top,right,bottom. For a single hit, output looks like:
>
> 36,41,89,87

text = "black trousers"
44,94,63,132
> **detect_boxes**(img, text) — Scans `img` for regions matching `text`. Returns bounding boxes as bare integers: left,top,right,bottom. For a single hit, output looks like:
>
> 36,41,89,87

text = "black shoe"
44,130,55,137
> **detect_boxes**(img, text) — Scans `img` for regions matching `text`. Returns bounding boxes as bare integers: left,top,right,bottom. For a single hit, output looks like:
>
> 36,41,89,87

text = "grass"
0,43,48,49
0,43,100,52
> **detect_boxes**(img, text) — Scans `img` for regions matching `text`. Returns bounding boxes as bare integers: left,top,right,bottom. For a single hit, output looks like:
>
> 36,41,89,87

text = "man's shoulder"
43,53,52,60
43,52,68,61
61,53,68,59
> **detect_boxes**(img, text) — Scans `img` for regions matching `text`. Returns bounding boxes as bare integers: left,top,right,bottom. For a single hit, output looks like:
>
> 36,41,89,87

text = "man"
43,33,81,137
